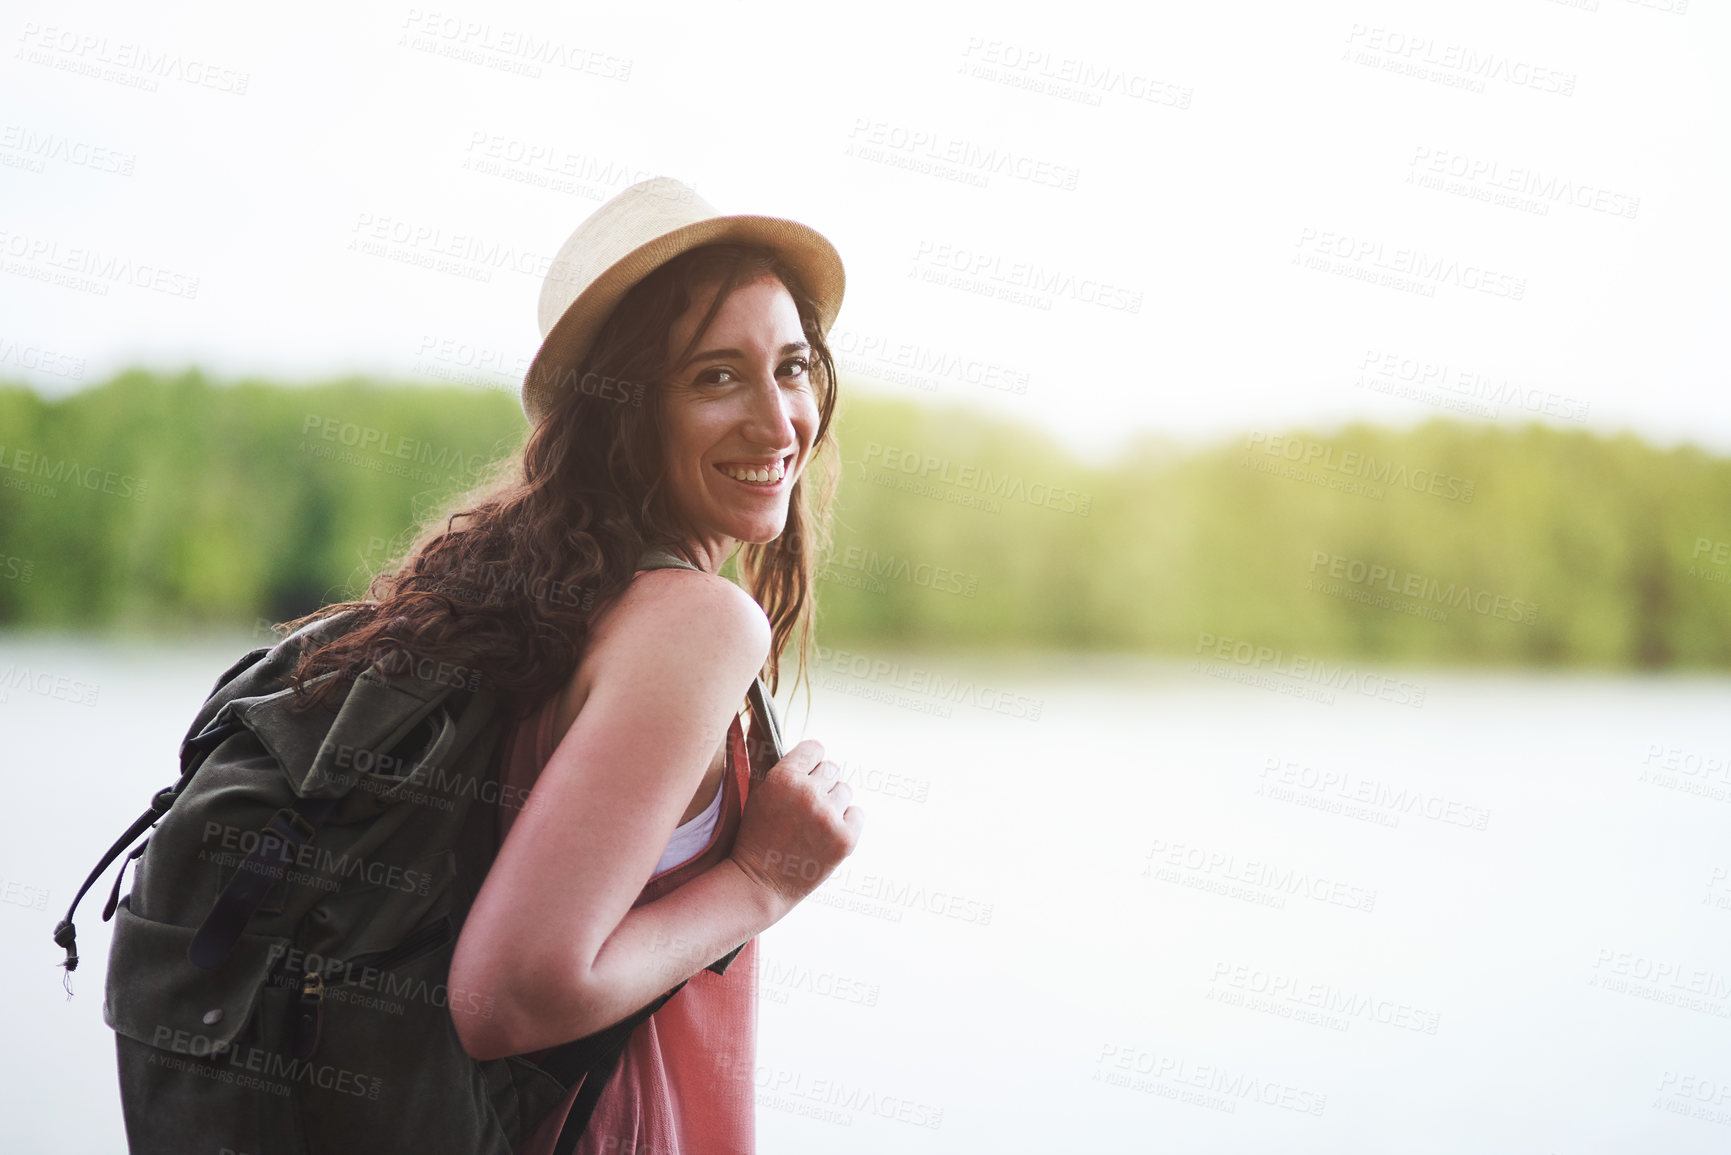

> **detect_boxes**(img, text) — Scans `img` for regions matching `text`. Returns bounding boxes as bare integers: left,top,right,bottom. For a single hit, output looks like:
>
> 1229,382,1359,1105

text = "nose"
740,366,797,450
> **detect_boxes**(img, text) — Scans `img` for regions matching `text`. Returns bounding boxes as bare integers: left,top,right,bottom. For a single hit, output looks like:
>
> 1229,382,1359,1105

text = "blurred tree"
1,371,1727,669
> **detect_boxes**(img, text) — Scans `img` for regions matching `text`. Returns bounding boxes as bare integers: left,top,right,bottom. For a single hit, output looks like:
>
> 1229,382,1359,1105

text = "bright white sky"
2,0,1725,462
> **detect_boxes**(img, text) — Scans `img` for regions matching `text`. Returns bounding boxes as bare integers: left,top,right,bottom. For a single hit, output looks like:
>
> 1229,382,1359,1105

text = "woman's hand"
728,739,864,916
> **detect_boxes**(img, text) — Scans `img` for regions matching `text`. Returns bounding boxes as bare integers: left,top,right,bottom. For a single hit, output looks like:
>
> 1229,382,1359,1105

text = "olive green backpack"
54,546,785,1154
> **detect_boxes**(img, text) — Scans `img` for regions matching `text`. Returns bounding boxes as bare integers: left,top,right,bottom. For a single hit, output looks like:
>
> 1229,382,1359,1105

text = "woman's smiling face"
659,272,818,574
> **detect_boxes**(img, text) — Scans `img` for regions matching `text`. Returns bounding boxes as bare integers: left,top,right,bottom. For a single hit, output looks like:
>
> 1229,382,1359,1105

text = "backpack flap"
105,898,290,1058
239,666,450,803
184,674,491,972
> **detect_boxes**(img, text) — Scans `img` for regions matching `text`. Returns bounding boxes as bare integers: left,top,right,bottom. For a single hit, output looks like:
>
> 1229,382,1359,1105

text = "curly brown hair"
281,242,840,716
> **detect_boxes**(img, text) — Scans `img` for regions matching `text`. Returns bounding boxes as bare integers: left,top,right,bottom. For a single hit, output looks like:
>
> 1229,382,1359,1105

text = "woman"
287,177,864,1154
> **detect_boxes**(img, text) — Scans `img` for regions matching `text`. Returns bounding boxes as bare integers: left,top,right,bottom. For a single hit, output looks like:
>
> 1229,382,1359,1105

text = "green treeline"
1,369,1728,668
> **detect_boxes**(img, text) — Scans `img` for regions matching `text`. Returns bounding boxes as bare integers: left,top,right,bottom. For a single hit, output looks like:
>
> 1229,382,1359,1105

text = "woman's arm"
449,568,786,1059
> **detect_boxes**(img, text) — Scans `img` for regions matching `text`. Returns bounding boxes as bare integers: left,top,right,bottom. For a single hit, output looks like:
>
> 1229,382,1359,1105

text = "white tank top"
652,769,724,875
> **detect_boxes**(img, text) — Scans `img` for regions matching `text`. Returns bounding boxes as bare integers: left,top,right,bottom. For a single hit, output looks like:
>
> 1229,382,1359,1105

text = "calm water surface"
3,636,1727,1153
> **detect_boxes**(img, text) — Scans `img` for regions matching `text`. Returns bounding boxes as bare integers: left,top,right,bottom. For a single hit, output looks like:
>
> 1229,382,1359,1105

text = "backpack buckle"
293,970,325,1060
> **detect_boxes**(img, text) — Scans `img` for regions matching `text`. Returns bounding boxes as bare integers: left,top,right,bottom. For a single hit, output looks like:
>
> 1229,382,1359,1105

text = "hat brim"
521,214,845,424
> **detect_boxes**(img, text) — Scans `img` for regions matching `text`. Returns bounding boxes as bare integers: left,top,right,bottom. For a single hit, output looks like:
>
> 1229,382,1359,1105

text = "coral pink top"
499,690,758,1155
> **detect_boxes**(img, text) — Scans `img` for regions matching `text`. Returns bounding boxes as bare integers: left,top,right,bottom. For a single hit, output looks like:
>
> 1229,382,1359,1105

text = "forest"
2,369,1726,668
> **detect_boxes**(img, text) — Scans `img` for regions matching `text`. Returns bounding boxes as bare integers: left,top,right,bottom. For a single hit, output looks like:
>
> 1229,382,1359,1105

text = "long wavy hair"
282,242,840,716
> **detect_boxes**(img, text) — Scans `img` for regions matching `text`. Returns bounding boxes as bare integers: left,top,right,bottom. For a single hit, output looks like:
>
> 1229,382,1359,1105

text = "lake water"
3,636,1728,1154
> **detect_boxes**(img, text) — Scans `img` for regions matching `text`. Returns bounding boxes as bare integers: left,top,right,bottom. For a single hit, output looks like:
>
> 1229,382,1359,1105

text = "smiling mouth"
714,453,794,488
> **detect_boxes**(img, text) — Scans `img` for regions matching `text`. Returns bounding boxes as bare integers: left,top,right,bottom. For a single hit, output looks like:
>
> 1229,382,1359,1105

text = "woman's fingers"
840,803,865,839
782,739,825,776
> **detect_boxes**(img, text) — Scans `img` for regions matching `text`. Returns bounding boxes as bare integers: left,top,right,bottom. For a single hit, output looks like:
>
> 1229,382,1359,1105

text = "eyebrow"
680,341,810,369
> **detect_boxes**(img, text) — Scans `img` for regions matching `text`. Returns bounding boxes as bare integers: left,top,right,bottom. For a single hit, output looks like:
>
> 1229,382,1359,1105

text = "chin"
731,515,790,546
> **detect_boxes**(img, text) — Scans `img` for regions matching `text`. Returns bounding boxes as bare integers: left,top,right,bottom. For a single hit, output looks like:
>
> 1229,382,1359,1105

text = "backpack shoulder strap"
633,544,700,574
538,980,686,1155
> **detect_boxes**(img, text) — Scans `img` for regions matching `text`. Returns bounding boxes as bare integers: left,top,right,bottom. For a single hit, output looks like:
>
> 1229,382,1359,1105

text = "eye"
697,366,738,386
778,356,811,382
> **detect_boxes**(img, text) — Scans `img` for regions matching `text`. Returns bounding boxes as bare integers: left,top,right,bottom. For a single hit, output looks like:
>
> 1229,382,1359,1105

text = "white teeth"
721,462,784,484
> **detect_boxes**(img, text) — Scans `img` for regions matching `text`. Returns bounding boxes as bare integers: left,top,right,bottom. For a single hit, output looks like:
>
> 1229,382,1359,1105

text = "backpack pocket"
103,898,304,1154
104,897,289,1059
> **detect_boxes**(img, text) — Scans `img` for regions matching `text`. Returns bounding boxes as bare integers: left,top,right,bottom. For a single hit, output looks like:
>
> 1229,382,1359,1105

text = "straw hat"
521,176,846,424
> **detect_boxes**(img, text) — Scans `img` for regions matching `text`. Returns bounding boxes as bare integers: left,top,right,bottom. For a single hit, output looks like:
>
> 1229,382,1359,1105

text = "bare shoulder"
557,568,770,728
599,568,770,659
